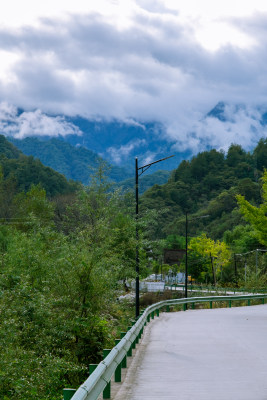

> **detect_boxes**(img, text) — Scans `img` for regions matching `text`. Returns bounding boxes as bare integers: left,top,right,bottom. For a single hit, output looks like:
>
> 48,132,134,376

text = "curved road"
114,305,267,400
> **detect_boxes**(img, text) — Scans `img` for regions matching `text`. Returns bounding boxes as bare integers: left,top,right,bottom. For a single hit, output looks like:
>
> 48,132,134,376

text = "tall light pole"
135,155,174,318
185,212,188,300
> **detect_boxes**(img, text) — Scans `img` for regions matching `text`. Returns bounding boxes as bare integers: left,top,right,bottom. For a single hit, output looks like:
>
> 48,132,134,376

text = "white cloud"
0,2,266,156
0,102,82,138
169,104,267,154
0,0,138,29
107,139,146,164
0,50,20,84
140,151,159,166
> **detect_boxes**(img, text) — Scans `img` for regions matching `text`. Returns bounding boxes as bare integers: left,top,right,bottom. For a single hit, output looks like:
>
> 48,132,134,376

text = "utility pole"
185,212,188,300
135,157,140,319
135,155,174,318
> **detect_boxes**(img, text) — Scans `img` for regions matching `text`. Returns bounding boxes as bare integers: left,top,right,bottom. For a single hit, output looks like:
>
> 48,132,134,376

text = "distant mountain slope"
55,117,183,171
8,137,132,184
0,135,78,197
8,136,171,190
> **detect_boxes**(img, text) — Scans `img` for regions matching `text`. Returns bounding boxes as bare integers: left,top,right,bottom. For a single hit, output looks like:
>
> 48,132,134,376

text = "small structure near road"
130,281,165,292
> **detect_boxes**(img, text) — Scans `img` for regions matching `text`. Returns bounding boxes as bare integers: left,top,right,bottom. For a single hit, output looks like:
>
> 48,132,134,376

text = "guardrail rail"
63,293,267,400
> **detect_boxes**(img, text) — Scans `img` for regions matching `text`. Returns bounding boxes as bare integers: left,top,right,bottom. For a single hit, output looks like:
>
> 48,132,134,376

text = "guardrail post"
127,346,132,357
166,305,170,312
183,303,186,311
135,333,139,345
121,354,127,368
248,299,251,306
156,309,159,317
151,311,155,319
114,361,122,382
103,350,111,399
229,300,232,308
147,314,150,322
210,301,213,309
63,388,76,400
262,298,265,304
192,302,195,310
114,340,122,382
89,364,98,374
119,333,128,367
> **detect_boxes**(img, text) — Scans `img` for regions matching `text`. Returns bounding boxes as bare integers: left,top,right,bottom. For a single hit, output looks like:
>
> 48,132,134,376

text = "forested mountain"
61,117,181,171
7,136,171,190
140,139,267,241
0,135,78,199
8,137,132,184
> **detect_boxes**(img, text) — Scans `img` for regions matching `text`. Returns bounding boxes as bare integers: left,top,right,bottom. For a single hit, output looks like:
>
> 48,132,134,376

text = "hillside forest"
0,135,267,399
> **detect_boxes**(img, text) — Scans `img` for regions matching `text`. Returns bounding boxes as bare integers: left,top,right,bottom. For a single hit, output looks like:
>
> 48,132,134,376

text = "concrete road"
114,305,267,400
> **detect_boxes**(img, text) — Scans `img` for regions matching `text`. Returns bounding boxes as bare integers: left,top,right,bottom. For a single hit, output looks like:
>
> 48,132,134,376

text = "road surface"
114,305,267,400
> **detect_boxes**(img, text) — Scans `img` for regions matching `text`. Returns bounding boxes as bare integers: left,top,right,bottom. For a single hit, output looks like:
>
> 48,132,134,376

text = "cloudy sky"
1,0,267,155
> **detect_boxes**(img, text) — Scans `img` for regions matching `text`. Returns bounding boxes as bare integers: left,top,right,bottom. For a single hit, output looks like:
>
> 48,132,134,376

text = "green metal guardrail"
166,283,266,294
64,293,267,400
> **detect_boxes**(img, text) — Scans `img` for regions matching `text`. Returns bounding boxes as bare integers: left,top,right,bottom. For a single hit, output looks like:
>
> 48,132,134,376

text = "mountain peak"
206,102,227,121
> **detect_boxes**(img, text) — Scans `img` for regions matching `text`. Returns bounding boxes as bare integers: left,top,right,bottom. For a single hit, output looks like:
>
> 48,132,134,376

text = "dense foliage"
0,169,143,399
140,141,267,240
237,171,267,247
1,135,267,399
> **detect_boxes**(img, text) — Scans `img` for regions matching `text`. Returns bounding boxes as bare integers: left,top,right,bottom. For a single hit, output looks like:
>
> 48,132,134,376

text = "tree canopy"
237,170,267,247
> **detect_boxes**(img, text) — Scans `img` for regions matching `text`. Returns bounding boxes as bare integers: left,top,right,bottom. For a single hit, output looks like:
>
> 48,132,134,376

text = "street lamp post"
185,212,188,299
135,155,174,318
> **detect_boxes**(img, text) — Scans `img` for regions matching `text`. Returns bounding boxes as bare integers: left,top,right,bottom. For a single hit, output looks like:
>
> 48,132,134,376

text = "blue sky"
0,0,267,158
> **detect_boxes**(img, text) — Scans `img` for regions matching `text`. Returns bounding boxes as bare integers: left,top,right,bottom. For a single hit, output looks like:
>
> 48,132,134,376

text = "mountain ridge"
0,135,78,197
1,100,267,179
8,136,132,185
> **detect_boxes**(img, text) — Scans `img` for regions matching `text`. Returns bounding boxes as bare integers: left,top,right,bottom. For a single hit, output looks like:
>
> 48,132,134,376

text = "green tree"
253,138,267,171
188,234,231,283
164,234,185,249
223,225,261,253
13,184,55,230
236,170,267,246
